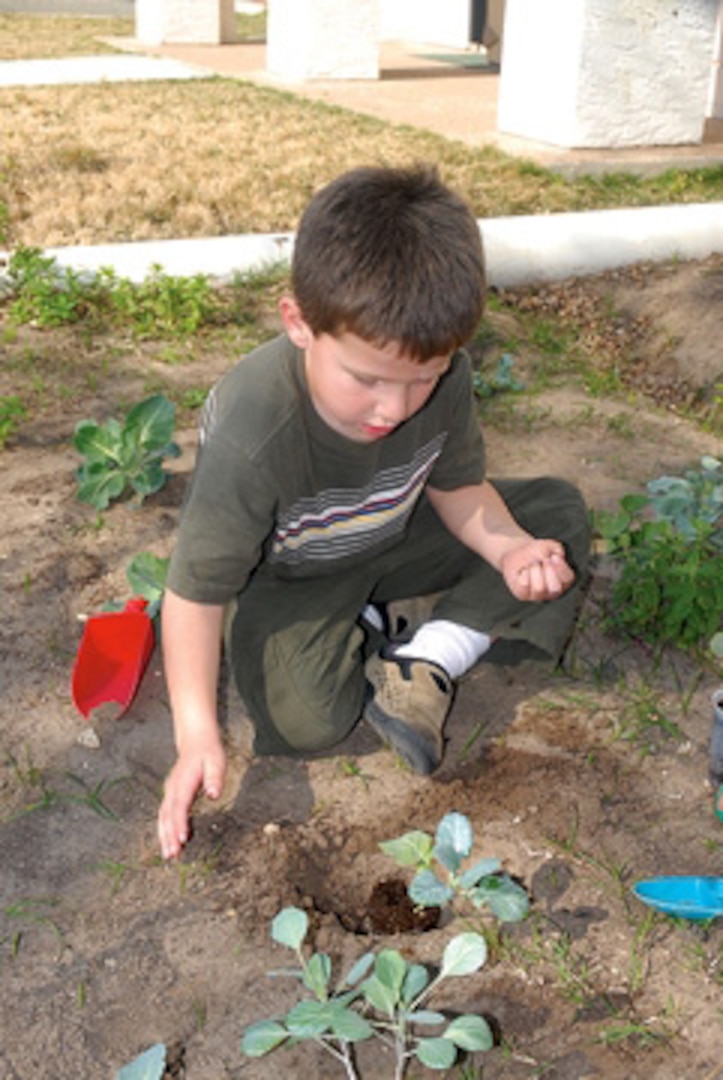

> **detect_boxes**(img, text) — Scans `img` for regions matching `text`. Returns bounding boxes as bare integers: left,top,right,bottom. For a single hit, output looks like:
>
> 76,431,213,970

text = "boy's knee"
260,690,363,755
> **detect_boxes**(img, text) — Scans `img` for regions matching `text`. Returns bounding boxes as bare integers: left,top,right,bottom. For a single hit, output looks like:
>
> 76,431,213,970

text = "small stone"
76,726,101,749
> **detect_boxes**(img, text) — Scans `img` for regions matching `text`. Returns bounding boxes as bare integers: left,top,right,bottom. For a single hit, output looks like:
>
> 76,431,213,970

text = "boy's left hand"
500,539,575,602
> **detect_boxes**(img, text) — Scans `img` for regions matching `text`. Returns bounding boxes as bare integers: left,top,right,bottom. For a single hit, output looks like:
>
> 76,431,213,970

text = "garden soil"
1,256,722,1080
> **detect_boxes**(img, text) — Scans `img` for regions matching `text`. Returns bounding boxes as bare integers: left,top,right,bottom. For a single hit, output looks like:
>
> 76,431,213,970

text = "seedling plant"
242,907,493,1078
380,811,529,923
242,813,527,1077
73,394,180,510
100,551,169,619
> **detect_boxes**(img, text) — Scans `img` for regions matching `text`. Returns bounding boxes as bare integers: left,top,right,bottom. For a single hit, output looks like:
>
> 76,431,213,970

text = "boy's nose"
376,385,410,424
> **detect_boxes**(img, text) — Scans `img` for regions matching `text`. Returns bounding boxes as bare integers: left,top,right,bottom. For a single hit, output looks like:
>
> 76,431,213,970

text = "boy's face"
280,298,451,443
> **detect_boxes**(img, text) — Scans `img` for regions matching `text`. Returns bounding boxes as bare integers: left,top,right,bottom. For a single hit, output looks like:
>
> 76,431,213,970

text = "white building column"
267,0,380,80
136,0,236,46
707,5,723,119
498,0,720,148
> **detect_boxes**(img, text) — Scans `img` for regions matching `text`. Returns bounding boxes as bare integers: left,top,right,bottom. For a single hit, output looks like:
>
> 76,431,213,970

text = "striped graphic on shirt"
270,434,447,564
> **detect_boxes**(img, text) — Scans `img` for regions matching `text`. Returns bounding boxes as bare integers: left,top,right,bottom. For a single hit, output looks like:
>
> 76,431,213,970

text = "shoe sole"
364,699,441,775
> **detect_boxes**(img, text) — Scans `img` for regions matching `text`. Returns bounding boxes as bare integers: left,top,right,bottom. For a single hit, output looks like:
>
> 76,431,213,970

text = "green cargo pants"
227,477,590,756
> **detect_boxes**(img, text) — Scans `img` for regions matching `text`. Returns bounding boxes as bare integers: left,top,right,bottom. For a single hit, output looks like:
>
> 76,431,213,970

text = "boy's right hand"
157,736,226,860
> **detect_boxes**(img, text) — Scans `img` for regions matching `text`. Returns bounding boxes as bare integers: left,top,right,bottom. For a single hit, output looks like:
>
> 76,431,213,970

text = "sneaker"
364,648,454,774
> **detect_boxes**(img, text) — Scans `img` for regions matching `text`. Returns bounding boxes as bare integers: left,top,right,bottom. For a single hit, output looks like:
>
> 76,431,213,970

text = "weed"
6,247,106,326
3,897,64,953
110,266,218,338
4,747,43,789
628,910,658,995
4,771,120,824
472,354,525,401
95,859,132,896
180,386,210,410
596,458,723,654
0,394,26,448
611,680,683,754
339,758,372,789
596,1016,672,1049
605,411,636,439
74,394,181,510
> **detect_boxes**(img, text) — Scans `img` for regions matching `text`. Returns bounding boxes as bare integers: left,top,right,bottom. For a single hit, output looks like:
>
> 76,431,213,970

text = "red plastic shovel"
72,598,155,720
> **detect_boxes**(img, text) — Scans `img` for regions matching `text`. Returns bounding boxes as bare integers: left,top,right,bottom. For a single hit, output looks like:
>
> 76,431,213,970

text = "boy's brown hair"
291,164,485,361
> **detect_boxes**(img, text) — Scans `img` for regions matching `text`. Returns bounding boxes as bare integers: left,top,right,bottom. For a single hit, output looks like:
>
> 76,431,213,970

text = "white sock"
393,619,493,680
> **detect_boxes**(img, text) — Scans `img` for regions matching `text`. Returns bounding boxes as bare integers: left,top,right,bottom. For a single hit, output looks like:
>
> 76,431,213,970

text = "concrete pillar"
136,0,237,46
707,6,723,118
498,0,720,148
267,0,380,80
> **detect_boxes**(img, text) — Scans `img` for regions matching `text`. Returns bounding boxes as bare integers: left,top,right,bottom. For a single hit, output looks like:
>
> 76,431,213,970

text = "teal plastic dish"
632,877,723,921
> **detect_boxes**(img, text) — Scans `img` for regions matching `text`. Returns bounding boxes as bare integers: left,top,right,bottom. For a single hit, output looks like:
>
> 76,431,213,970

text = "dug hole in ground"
0,209,722,1079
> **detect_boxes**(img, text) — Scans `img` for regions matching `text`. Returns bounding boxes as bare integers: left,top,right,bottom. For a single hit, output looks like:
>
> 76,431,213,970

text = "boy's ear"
279,296,313,349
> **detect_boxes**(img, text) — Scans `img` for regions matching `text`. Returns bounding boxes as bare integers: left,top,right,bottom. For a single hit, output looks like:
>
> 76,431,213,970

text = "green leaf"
126,552,169,604
409,869,454,908
404,1009,446,1026
375,948,406,995
241,1020,288,1057
130,461,167,498
116,1043,166,1080
362,974,398,1016
470,876,529,922
440,933,487,978
302,951,331,999
340,950,375,988
124,395,176,451
73,418,123,463
379,830,434,868
271,907,308,950
414,1036,457,1069
329,1005,374,1042
401,963,430,1005
434,812,473,872
76,461,126,510
285,999,335,1038
458,857,502,889
443,1014,494,1051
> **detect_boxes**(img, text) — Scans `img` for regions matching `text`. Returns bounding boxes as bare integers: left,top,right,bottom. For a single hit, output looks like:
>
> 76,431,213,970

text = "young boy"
157,164,589,860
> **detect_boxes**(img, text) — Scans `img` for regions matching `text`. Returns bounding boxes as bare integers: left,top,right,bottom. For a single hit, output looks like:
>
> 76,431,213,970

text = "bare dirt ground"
1,257,721,1080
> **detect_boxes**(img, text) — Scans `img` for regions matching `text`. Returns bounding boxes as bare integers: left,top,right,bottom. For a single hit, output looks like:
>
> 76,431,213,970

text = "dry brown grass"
0,14,134,59
2,13,723,250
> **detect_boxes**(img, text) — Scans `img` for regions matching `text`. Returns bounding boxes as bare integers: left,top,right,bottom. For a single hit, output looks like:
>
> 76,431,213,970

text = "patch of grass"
1,16,723,251
0,14,134,59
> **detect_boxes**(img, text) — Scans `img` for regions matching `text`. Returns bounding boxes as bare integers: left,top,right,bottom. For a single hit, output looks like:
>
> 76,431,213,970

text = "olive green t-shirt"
167,334,485,604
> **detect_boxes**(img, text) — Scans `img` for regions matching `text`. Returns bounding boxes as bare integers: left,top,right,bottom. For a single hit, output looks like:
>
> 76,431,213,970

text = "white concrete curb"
2,202,723,289
481,202,723,286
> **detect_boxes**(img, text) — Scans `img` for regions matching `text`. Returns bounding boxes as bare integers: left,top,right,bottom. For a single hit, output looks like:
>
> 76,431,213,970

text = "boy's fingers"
203,758,225,800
